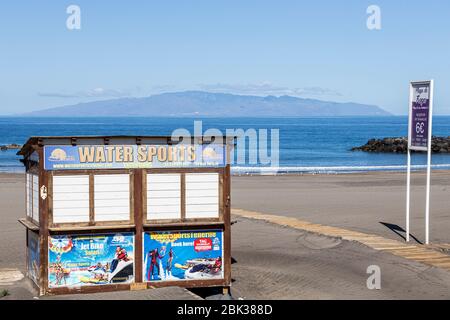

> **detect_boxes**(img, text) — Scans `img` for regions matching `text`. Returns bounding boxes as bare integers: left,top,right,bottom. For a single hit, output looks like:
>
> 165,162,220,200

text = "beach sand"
232,171,450,244
0,174,25,271
2,172,450,299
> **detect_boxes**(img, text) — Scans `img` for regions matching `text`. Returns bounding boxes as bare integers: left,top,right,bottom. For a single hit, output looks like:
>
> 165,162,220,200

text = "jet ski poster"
143,230,224,282
48,233,134,288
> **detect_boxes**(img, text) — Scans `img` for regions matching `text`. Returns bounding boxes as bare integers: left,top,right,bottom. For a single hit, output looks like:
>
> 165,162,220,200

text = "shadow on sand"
379,222,423,245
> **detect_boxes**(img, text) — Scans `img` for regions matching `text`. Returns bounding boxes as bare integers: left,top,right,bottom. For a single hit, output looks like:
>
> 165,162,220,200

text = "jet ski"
108,260,133,283
184,263,222,280
186,258,216,267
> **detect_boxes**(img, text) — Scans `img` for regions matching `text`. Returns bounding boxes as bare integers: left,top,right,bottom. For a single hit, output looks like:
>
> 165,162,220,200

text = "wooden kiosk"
18,135,232,296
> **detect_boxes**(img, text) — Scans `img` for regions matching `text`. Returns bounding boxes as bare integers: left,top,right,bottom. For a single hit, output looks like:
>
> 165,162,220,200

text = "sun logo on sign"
202,147,222,160
49,148,67,161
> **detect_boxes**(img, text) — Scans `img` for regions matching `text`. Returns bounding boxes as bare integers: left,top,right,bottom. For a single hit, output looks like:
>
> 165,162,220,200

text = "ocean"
1,116,450,173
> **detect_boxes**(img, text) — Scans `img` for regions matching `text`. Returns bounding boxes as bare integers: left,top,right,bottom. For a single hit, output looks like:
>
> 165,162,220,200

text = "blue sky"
1,0,449,115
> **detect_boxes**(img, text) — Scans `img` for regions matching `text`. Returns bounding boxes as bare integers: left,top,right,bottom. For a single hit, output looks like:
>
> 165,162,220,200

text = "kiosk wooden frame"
18,135,233,296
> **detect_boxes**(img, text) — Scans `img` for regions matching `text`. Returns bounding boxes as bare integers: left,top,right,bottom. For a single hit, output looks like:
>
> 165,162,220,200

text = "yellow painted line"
392,250,429,254
385,246,420,250
232,208,450,271
391,251,433,256
374,247,418,251
340,236,375,241
400,255,446,261
361,241,404,246
368,244,409,249
397,254,446,259
381,246,414,249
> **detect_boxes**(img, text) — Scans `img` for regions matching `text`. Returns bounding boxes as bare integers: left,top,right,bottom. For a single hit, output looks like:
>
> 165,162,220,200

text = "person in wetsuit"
147,248,164,280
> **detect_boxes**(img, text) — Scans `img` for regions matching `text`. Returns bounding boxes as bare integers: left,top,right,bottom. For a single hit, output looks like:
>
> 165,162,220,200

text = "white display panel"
32,174,39,222
26,173,39,222
147,173,181,220
185,173,219,218
26,173,31,218
52,175,90,223
94,174,130,221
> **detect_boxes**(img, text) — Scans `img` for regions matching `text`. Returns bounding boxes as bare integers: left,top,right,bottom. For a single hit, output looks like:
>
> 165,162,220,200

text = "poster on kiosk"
143,230,224,282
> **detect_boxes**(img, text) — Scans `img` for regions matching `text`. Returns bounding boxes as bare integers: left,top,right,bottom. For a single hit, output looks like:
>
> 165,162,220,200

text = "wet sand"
2,172,450,299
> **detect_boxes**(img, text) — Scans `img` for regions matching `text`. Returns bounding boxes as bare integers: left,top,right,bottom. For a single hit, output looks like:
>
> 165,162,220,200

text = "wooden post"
133,169,144,283
37,147,49,295
180,173,186,221
25,228,29,279
223,163,232,287
89,174,95,225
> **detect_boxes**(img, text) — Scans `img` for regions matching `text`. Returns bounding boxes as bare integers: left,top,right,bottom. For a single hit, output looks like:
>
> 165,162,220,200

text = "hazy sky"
1,0,449,115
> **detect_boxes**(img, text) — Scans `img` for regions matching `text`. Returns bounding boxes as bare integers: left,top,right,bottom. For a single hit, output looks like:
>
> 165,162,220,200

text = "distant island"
22,91,390,117
352,137,450,153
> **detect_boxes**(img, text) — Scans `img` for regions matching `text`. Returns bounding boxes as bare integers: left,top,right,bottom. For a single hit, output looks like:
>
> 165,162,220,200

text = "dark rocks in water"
0,143,22,151
351,136,450,153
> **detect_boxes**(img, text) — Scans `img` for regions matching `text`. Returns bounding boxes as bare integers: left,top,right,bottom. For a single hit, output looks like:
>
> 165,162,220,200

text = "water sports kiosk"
18,135,233,296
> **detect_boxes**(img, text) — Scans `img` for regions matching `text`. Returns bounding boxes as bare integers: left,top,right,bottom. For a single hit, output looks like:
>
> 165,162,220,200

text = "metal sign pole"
425,79,434,245
405,82,413,243
425,143,431,244
406,148,411,242
406,80,433,244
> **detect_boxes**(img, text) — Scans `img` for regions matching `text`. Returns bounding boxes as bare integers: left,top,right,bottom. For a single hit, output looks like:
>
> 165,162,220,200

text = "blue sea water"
1,116,450,173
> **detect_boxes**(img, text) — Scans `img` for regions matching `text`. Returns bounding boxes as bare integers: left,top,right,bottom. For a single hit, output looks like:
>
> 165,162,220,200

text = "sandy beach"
232,171,450,244
2,171,450,299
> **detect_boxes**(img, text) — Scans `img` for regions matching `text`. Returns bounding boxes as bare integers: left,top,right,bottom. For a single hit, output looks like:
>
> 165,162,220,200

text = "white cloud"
38,83,342,100
196,82,342,97
38,87,131,98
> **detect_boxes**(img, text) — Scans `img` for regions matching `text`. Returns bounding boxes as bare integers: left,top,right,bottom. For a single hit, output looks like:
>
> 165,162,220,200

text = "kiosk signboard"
44,144,225,170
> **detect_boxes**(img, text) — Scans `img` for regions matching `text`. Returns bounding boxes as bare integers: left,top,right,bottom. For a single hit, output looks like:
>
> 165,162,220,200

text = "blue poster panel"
27,229,40,286
44,144,225,170
48,233,134,288
143,230,224,282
